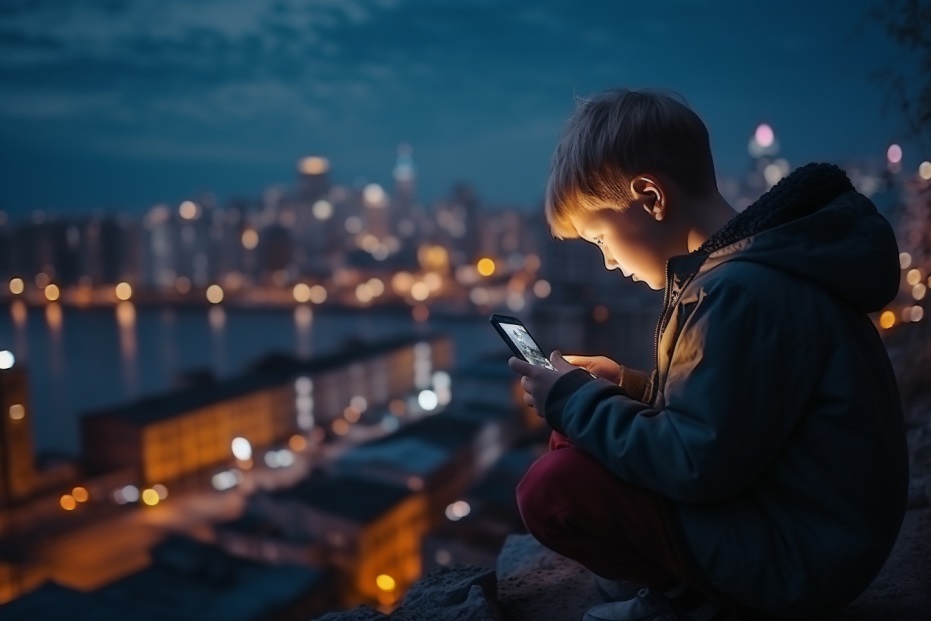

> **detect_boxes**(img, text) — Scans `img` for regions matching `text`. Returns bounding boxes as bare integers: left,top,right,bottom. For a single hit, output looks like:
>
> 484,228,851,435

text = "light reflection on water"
0,305,496,455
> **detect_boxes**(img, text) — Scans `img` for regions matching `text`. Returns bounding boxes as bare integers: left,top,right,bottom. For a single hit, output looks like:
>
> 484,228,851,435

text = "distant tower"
0,351,35,504
297,156,332,204
393,144,418,238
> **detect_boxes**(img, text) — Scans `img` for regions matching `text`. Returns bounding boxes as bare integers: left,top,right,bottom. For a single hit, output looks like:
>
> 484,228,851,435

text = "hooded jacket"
543,163,908,619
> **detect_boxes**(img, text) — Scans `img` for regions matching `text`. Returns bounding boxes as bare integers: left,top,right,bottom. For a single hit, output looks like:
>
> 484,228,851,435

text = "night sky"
0,0,923,216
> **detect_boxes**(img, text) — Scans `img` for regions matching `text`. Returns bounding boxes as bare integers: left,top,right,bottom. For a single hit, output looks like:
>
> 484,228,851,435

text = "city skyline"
0,0,925,216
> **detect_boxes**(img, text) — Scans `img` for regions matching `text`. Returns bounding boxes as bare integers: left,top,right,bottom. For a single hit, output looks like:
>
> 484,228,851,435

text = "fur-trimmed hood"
682,162,900,313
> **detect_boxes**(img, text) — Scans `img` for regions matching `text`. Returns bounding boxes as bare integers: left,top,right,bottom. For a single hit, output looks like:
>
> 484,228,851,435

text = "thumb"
549,350,576,371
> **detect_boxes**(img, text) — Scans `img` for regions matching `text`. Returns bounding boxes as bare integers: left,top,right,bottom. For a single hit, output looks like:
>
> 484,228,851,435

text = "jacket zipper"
650,260,675,404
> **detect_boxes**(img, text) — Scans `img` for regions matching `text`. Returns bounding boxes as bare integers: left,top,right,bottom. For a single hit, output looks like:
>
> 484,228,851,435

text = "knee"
516,448,599,535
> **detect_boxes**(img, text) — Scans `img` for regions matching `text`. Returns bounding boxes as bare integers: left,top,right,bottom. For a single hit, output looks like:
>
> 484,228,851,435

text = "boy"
508,89,908,621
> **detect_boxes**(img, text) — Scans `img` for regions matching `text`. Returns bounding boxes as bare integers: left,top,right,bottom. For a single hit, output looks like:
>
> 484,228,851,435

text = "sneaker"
583,588,679,621
592,573,643,602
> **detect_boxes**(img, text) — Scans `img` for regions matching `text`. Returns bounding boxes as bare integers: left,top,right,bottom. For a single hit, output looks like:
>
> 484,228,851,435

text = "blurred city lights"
309,285,328,304
179,201,198,220
906,269,922,286
114,282,133,301
206,284,224,304
312,200,333,220
9,404,25,420
920,161,931,181
212,471,241,491
241,229,259,250
289,434,307,452
45,283,60,302
913,284,927,301
410,282,430,301
755,124,774,148
293,283,312,303
332,419,350,436
900,252,912,269
363,184,387,207
141,489,160,506
299,156,330,175
35,272,50,289
60,494,77,511
533,279,551,298
176,276,192,294
912,306,925,322
445,500,471,521
879,311,895,330
435,549,452,566
72,486,89,503
593,305,610,322
350,395,368,412
121,485,140,502
8,277,24,295
343,406,361,423
152,484,169,500
412,304,429,322
476,258,496,277
376,574,396,592
887,144,903,164
418,389,439,411
764,163,785,186
231,437,252,461
0,350,14,370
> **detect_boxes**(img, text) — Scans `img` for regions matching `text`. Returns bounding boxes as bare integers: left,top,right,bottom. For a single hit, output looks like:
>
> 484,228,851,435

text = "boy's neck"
686,192,737,253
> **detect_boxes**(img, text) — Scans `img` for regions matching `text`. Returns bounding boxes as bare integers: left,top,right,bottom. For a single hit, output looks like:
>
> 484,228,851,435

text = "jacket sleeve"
543,280,811,503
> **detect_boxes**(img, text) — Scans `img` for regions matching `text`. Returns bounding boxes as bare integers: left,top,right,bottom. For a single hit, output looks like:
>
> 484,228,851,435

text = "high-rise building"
393,143,418,238
0,352,35,503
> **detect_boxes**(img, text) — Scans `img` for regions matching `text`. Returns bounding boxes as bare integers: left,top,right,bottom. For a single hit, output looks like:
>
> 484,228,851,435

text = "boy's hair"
545,88,718,239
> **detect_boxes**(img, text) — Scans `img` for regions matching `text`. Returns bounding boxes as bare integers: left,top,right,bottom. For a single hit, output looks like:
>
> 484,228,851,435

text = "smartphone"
489,314,556,370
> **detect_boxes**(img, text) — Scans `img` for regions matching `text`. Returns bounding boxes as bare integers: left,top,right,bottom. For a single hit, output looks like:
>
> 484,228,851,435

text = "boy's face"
567,206,673,291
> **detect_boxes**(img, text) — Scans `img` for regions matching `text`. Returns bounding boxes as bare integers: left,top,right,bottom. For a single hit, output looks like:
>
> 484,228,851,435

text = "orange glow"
8,277,24,295
179,201,198,220
114,282,133,301
206,284,224,304
389,399,406,415
44,283,60,302
9,404,25,420
410,282,429,301
289,434,307,452
72,486,89,503
476,258,496,277
332,419,350,436
60,495,77,511
906,269,922,286
241,229,259,250
879,311,896,330
176,276,192,294
299,156,330,175
343,407,361,423
141,489,160,506
293,283,311,303
376,574,396,592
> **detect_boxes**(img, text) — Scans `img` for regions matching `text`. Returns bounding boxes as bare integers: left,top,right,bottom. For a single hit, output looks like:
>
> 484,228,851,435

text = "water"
0,303,498,455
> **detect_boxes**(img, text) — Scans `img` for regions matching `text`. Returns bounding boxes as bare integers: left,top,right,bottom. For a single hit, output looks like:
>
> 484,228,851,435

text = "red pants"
516,430,701,586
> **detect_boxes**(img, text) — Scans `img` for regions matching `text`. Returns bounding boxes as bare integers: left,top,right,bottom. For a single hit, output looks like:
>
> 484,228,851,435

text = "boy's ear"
630,176,666,222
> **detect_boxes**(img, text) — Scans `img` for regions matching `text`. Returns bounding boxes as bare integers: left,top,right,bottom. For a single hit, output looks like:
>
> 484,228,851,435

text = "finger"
508,356,535,376
520,376,530,390
561,354,584,365
549,350,578,372
523,393,535,408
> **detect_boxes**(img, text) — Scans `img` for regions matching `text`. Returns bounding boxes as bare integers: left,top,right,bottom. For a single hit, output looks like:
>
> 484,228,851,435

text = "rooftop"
82,332,446,427
268,471,412,524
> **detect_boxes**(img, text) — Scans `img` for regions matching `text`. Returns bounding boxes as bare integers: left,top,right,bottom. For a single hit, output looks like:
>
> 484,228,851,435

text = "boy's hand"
562,354,623,384
508,350,580,410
